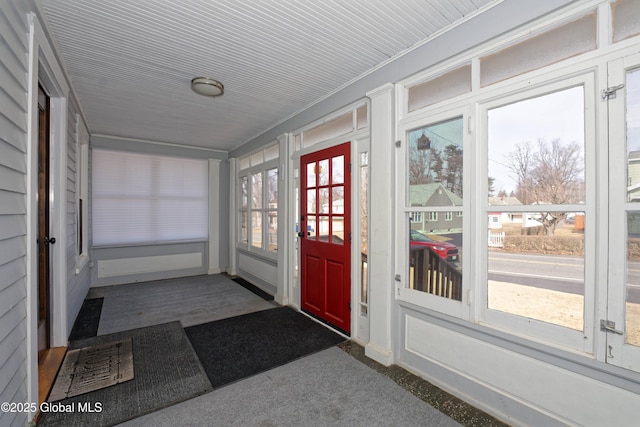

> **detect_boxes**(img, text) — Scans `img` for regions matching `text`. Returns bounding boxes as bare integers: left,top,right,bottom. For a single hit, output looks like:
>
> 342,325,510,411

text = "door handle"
297,232,305,238
44,236,56,245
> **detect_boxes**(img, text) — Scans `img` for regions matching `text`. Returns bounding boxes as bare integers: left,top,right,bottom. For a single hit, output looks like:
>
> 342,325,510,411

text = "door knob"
44,236,56,245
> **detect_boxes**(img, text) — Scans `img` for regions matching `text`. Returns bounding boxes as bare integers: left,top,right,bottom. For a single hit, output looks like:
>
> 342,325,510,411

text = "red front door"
300,142,351,334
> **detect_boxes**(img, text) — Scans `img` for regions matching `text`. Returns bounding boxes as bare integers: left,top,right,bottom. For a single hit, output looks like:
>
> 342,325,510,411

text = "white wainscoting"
401,310,639,426
238,252,277,286
97,252,203,278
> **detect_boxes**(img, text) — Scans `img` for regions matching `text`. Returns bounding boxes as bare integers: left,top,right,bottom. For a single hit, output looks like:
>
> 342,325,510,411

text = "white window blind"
92,149,208,245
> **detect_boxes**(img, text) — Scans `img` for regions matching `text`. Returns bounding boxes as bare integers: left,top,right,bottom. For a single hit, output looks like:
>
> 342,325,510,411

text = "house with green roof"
409,183,462,233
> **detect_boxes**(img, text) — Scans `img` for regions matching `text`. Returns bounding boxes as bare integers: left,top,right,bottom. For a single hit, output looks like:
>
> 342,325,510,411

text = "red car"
410,230,459,264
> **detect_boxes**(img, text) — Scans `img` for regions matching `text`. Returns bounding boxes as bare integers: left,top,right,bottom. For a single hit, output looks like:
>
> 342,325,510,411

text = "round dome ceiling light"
191,77,224,97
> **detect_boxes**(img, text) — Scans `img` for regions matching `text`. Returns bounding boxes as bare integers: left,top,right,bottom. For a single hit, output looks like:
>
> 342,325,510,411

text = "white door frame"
26,12,70,407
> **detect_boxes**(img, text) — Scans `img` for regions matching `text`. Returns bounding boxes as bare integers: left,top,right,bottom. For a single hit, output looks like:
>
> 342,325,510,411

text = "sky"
487,85,585,196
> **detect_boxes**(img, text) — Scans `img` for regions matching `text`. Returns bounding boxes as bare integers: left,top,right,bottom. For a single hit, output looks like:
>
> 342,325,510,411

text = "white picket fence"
488,231,505,248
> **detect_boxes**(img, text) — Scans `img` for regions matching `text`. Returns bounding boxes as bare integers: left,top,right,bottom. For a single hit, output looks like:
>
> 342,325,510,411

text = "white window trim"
237,156,279,260
396,106,471,320
75,117,90,274
395,33,618,354
477,73,597,353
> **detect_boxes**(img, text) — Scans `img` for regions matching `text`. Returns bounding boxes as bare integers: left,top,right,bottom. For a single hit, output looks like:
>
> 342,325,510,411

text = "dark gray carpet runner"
185,306,346,388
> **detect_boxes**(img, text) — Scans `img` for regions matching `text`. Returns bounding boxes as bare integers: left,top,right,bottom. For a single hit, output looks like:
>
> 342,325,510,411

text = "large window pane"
408,212,462,300
251,211,262,248
626,68,640,347
240,176,248,209
251,172,263,209
268,211,277,251
487,212,585,330
92,149,208,245
488,86,585,206
240,211,248,244
487,86,586,331
267,168,278,209
627,68,640,202
267,168,278,252
408,117,463,206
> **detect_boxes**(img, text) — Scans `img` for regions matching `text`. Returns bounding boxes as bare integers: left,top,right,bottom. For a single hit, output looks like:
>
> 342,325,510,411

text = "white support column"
208,159,221,274
365,83,395,366
228,158,238,276
275,133,289,305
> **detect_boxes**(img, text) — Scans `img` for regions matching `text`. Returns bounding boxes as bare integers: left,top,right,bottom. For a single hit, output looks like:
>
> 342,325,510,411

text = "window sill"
75,254,90,275
92,239,207,250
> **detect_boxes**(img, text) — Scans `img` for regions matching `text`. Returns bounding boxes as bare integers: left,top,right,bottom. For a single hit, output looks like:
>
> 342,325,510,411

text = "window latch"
600,319,623,335
601,84,624,100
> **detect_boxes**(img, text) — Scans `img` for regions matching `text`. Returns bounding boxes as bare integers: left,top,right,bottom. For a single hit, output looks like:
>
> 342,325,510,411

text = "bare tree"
505,141,534,204
409,146,442,185
505,139,584,235
443,144,463,196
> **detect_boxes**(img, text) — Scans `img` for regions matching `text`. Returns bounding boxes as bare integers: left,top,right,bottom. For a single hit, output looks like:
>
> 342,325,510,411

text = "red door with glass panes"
300,142,351,334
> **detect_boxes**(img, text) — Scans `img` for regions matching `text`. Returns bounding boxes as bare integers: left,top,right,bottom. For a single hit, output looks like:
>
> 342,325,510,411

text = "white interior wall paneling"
0,1,32,426
238,252,277,287
91,242,208,286
98,253,203,278
402,311,639,426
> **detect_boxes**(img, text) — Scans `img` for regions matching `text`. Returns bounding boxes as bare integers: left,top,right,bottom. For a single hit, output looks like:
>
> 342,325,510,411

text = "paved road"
488,252,640,304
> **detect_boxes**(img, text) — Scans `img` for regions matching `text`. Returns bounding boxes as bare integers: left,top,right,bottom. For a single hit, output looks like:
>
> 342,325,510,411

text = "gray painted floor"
89,274,496,426
92,274,277,335
119,346,460,427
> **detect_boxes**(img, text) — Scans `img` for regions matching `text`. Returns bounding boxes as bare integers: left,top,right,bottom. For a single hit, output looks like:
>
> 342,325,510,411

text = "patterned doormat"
49,338,134,402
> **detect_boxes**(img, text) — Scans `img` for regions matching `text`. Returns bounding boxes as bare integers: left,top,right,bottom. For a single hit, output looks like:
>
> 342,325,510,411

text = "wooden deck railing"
409,246,462,301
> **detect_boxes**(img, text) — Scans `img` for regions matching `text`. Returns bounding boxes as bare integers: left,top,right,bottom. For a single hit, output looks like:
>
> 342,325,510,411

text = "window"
360,151,369,316
292,104,368,152
486,85,586,326
92,149,209,245
238,143,279,254
484,80,590,349
404,116,464,306
394,4,640,370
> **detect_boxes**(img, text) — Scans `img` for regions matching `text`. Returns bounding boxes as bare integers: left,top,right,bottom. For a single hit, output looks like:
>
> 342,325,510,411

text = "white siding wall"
0,2,91,425
0,1,32,426
65,100,90,333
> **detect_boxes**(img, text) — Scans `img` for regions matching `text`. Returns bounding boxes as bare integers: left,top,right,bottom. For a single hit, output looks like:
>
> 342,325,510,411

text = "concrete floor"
91,274,506,426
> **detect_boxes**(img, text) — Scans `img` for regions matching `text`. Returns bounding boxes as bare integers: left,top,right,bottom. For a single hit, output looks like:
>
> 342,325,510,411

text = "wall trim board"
91,134,228,160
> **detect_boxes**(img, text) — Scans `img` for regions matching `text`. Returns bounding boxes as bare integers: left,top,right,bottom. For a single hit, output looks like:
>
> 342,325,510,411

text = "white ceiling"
37,0,497,152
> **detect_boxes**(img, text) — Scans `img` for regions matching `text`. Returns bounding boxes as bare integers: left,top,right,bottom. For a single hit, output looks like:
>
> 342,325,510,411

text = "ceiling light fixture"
191,77,224,97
